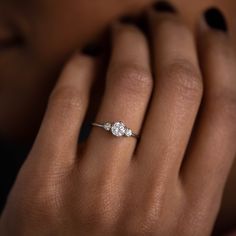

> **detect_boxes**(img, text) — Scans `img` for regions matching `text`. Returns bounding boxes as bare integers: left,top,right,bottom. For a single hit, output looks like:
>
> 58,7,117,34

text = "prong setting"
92,121,138,138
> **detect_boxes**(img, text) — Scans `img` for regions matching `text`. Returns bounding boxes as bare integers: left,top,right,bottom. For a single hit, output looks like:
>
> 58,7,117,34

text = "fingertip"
61,53,96,84
152,1,177,14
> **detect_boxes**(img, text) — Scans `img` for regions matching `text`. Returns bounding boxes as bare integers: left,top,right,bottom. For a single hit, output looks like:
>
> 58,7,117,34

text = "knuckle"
123,196,164,235
78,197,117,231
183,195,218,235
162,59,203,100
78,172,119,230
18,190,62,225
108,64,153,97
124,215,157,236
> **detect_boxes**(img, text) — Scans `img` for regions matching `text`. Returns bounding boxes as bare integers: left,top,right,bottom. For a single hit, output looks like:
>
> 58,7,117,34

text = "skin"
0,0,153,142
0,0,236,235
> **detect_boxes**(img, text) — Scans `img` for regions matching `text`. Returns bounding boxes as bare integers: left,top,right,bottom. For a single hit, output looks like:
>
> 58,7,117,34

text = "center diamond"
111,122,126,137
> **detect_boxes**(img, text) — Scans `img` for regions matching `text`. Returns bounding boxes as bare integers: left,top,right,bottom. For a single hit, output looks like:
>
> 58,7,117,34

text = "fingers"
31,54,97,165
85,22,152,167
137,9,203,177
182,10,236,197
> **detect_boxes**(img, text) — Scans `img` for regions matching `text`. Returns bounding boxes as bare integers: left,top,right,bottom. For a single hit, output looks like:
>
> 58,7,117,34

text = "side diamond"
104,122,111,131
125,128,132,137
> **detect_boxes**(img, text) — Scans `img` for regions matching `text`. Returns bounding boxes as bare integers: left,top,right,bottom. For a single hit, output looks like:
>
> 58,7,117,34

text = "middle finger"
137,9,203,177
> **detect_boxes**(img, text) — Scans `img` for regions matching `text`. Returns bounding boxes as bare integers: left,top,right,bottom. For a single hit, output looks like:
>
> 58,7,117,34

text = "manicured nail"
204,8,228,32
81,43,102,56
119,15,148,36
120,16,136,24
153,1,177,13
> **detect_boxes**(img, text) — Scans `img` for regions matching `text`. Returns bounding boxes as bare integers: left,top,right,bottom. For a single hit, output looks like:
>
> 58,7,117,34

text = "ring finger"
85,22,153,168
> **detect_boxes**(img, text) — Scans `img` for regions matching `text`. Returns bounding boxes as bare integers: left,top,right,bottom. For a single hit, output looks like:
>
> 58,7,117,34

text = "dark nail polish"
120,15,149,36
120,16,136,24
153,1,177,13
82,43,102,56
204,8,228,32
137,16,149,35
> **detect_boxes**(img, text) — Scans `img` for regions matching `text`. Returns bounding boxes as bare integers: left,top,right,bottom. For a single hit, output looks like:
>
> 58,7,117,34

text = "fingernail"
153,1,177,13
119,15,149,36
120,16,136,24
204,8,228,32
81,43,102,56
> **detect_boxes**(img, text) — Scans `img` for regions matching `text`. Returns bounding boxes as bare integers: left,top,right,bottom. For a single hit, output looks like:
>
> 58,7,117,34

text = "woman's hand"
1,5,236,236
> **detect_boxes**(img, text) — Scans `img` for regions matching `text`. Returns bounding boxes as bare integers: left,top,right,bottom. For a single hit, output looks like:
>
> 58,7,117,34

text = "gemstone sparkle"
125,128,132,137
111,122,126,137
104,122,111,131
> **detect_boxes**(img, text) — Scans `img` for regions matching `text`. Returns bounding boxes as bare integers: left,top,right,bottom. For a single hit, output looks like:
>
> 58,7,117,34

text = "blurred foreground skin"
0,0,236,235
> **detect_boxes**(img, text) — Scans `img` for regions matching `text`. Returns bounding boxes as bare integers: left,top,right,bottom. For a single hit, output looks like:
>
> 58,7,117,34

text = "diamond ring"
92,121,139,139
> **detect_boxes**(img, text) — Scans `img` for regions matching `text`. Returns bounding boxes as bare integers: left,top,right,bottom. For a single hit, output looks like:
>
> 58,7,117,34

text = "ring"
92,121,139,139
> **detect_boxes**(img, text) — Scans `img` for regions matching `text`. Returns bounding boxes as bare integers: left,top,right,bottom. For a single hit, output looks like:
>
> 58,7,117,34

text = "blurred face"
0,0,153,142
0,0,235,143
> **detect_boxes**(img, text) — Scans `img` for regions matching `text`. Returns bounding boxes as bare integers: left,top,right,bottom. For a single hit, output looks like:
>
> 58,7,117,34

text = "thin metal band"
92,122,139,139
92,123,105,128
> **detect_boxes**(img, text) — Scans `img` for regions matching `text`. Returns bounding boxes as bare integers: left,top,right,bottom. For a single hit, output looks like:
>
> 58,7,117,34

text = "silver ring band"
92,121,139,139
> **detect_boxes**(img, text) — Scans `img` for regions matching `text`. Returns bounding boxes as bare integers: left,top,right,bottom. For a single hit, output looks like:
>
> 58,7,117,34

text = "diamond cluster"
104,121,133,137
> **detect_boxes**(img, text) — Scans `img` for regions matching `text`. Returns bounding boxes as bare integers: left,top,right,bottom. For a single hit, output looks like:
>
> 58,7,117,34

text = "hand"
1,6,236,236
